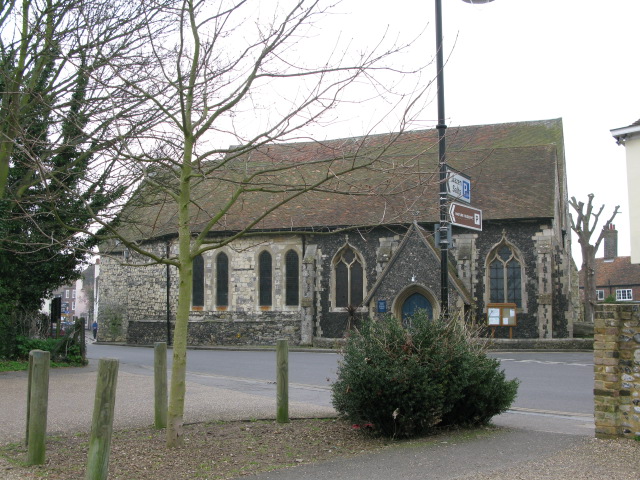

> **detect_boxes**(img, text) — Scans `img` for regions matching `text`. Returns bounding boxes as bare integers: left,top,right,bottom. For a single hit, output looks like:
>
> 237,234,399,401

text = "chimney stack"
603,224,618,260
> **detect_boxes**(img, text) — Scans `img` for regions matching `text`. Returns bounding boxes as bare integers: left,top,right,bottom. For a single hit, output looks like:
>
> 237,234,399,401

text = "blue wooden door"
402,293,432,322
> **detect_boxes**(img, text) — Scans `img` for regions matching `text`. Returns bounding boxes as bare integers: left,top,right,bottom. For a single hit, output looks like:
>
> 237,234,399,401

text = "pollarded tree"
42,0,432,447
569,194,619,323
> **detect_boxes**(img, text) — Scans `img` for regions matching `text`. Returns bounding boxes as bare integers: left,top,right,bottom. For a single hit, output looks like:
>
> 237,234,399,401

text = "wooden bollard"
154,342,168,429
86,358,119,480
276,339,289,424
26,350,50,465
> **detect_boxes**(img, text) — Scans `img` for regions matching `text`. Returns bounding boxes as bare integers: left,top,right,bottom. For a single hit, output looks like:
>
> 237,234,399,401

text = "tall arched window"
258,251,272,306
488,244,522,307
216,252,229,307
192,254,205,309
285,250,299,306
334,246,364,308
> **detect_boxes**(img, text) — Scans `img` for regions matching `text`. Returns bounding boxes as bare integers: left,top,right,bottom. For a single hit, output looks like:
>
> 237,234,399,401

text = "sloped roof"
116,118,565,242
585,256,640,288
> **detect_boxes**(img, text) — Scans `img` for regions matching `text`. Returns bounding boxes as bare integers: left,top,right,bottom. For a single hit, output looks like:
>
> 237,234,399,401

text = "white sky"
295,0,639,266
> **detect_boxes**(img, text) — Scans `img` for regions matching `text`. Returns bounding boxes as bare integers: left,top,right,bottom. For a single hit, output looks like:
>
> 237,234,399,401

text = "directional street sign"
449,202,482,231
446,168,471,204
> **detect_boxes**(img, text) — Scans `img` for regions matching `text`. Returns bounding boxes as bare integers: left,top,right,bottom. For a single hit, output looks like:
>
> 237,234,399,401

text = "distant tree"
569,194,619,323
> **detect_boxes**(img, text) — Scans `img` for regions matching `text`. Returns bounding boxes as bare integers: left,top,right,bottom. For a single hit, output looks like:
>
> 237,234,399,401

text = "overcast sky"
300,0,639,266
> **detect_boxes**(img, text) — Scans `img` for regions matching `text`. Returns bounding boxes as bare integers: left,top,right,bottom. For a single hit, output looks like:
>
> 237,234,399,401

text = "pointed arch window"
488,244,522,308
258,251,272,306
285,250,299,306
216,252,229,307
334,246,364,308
192,254,205,309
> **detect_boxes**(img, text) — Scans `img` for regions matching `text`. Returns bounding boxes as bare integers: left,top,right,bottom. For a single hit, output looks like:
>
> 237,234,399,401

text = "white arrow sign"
449,202,482,231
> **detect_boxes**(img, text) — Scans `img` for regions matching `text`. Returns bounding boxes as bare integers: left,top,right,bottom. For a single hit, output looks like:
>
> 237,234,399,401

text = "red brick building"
580,225,640,302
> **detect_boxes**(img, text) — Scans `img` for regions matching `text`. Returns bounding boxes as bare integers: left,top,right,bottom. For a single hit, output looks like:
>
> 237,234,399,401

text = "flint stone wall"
593,303,640,439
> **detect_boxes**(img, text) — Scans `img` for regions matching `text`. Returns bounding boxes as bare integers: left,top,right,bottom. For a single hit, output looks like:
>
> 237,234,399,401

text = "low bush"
331,312,518,438
14,321,86,366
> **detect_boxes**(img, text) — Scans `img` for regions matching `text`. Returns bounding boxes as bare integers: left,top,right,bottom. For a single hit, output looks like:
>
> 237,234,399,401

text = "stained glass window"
285,250,299,306
192,254,204,308
488,244,522,308
334,246,364,308
216,252,229,307
259,251,272,306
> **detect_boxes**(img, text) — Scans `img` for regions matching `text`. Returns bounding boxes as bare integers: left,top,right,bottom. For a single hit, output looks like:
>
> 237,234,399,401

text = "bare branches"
569,193,620,323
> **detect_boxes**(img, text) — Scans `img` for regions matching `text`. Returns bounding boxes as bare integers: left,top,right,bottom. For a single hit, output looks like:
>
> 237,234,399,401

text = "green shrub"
331,312,518,438
15,324,86,366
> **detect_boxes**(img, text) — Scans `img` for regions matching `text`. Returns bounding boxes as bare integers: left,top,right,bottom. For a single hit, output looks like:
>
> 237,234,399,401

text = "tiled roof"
117,119,564,242
582,256,640,288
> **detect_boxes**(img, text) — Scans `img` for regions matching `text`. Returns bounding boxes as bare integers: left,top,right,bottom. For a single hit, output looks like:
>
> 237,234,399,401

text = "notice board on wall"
487,303,517,327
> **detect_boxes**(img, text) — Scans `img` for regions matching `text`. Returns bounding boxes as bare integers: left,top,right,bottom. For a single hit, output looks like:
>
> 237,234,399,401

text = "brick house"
98,118,578,346
581,225,640,303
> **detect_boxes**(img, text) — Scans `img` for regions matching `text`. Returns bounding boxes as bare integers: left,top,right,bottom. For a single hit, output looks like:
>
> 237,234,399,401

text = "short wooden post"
276,339,289,424
79,318,86,361
154,342,168,429
86,358,119,480
25,352,34,446
27,350,50,465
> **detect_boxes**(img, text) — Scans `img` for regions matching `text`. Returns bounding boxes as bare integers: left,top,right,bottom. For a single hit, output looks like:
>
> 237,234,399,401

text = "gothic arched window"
216,252,229,307
258,251,272,306
334,246,364,308
285,250,299,306
192,254,205,309
488,244,522,308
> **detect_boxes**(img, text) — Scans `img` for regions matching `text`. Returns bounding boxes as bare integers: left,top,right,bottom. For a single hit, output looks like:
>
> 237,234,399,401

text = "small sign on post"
446,168,471,204
449,202,482,231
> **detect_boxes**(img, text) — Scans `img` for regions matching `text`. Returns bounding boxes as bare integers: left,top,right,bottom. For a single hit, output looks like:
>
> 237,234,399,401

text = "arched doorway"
401,292,433,321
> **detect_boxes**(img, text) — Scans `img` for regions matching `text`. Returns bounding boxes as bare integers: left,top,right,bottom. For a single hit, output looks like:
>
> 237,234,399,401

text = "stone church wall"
98,219,574,345
473,222,570,338
309,227,404,339
98,235,306,346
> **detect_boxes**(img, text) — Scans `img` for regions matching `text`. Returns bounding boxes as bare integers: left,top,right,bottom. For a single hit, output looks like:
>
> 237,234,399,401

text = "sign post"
448,202,482,231
446,168,471,204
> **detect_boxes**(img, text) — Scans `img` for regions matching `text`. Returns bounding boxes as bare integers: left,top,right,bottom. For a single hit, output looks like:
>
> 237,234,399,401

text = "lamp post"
435,0,493,319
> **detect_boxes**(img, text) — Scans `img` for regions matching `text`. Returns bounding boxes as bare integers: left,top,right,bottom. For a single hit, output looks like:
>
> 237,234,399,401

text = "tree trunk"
580,243,596,323
166,138,195,448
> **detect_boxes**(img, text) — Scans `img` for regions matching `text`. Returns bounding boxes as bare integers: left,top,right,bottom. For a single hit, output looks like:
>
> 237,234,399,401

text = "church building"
97,118,578,346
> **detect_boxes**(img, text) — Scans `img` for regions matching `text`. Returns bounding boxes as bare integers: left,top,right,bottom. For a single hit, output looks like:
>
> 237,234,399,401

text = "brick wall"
593,303,640,438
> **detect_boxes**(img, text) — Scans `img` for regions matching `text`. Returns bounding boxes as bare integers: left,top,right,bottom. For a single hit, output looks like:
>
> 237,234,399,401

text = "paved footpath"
1,360,638,480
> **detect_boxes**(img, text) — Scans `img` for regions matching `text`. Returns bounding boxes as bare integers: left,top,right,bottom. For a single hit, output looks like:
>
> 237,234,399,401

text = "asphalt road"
86,344,595,435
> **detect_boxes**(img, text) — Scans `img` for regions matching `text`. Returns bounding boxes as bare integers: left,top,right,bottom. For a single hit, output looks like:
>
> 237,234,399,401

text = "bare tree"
0,0,177,198
569,194,619,323
35,0,432,448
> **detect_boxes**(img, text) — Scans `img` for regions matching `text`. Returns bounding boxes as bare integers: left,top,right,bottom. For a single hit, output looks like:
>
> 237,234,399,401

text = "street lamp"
435,0,493,318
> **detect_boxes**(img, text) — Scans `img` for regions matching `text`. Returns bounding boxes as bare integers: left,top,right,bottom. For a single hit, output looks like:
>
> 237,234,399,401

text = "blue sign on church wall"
377,300,387,313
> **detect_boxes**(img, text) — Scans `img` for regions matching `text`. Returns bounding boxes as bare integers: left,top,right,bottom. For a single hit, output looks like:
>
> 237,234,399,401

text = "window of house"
216,252,229,307
488,244,522,308
259,251,272,306
334,246,364,308
285,250,299,306
65,290,69,298
616,289,633,301
596,289,605,301
192,254,205,309
72,290,76,298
